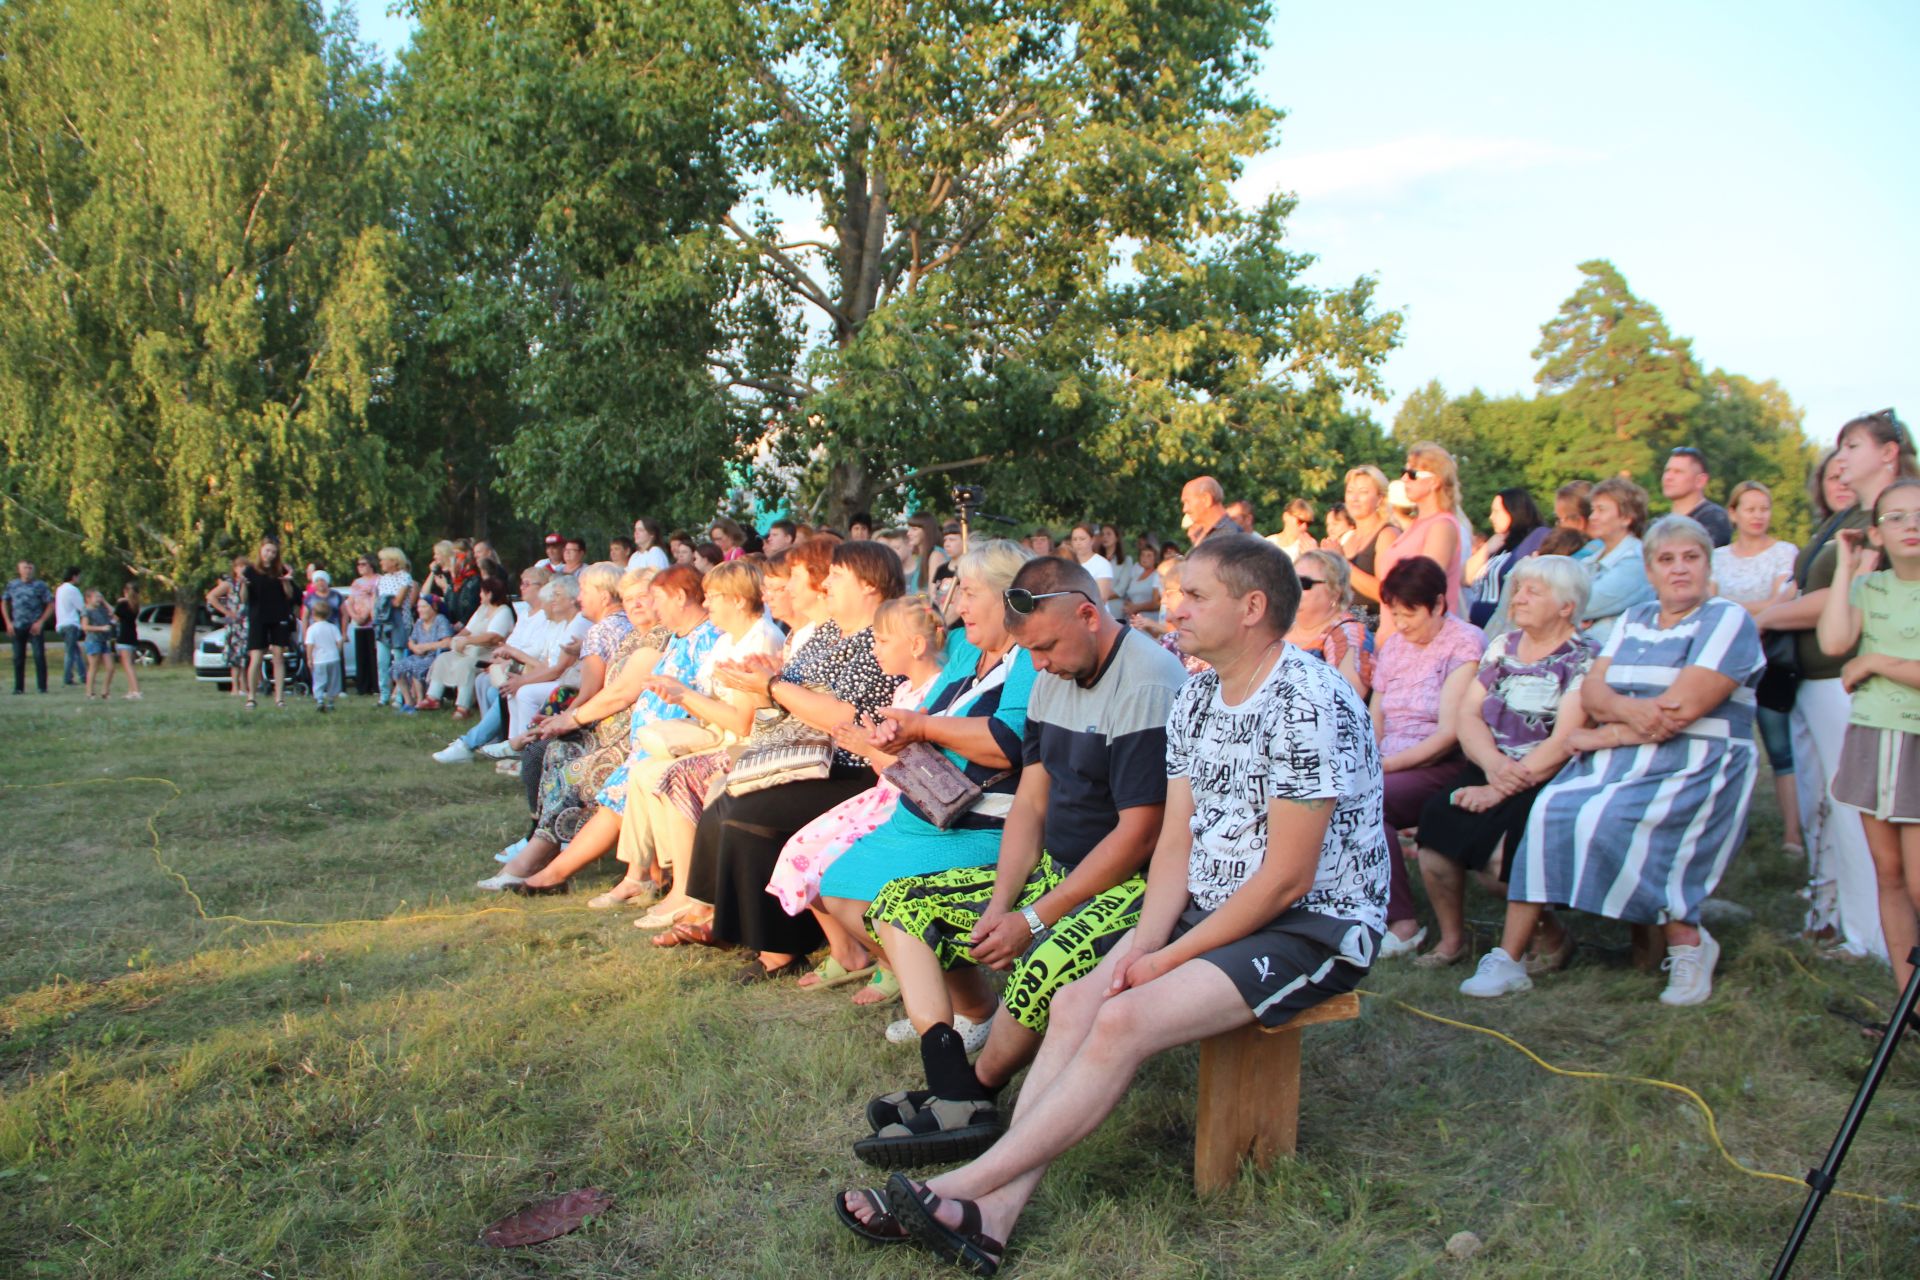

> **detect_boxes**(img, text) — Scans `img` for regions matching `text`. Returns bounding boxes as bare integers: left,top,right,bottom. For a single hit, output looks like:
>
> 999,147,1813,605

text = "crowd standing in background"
8,408,1918,1273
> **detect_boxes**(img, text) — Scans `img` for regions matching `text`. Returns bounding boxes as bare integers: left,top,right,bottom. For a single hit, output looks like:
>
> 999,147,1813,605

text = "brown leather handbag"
882,742,1010,830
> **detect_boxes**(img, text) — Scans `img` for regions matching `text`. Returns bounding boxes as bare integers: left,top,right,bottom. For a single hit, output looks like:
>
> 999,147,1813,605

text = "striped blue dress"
1510,597,1764,925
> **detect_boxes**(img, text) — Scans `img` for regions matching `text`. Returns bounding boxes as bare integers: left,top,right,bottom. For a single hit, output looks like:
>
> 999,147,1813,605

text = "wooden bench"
1192,991,1362,1193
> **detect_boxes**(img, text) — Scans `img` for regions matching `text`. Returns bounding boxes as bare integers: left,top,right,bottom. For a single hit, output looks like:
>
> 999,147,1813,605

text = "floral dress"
390,613,453,683
532,625,664,845
222,571,249,669
765,671,940,915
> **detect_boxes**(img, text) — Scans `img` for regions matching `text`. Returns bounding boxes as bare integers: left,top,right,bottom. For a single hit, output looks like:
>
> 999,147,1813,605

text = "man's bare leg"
918,957,1251,1247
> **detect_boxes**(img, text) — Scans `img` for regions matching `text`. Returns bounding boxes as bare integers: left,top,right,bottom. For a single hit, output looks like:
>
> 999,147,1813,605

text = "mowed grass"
1,666,1916,1278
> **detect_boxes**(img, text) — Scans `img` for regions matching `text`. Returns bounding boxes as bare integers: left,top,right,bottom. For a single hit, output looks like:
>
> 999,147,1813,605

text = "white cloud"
1238,133,1590,203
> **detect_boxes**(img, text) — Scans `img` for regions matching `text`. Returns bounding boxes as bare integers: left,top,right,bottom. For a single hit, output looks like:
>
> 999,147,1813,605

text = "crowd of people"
4,562,143,700
8,409,1916,1274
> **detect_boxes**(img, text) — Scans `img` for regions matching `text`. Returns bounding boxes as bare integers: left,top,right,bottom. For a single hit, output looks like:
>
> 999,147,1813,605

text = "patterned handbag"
882,742,1010,830
725,706,832,796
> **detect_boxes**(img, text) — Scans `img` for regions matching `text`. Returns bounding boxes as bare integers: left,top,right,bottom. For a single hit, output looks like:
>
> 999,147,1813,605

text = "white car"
133,603,218,664
192,600,530,690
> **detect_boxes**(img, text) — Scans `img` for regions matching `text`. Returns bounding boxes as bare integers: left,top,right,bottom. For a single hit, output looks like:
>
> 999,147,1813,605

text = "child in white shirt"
305,598,345,711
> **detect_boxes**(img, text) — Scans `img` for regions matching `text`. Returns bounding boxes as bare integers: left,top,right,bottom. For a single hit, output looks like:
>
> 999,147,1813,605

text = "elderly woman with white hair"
1413,557,1595,968
503,573,591,741
1462,516,1764,1006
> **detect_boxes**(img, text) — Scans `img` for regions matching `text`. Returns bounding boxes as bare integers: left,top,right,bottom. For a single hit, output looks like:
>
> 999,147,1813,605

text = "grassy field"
1,665,1916,1278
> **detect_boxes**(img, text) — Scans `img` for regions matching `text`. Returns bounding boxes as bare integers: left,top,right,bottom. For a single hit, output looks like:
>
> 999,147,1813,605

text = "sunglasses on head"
1004,587,1096,616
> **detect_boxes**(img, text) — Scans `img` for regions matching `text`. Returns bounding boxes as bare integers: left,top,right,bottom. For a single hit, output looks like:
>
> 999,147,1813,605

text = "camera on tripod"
952,484,986,508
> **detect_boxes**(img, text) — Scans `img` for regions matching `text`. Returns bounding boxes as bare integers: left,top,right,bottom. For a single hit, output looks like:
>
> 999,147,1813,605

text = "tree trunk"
168,582,200,666
823,455,871,529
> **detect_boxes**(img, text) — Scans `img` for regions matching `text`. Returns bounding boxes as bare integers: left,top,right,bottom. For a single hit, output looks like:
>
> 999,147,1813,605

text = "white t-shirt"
541,613,592,664
1164,645,1389,931
502,610,555,660
55,581,84,630
305,619,343,664
632,546,670,572
465,601,515,642
1081,553,1115,583
1712,540,1799,606
704,617,787,744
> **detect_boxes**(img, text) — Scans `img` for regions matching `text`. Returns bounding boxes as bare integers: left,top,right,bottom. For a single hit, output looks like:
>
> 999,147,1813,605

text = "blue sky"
351,0,1918,444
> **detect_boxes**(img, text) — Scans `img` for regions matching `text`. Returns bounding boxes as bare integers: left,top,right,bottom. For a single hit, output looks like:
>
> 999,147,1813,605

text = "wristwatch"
1020,905,1046,938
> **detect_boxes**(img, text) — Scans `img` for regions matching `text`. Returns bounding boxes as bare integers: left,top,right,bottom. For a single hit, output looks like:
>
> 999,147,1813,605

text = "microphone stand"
1770,945,1920,1277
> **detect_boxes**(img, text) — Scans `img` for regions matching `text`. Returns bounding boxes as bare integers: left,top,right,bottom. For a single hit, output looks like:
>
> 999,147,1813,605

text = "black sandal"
855,1096,1004,1169
888,1173,1005,1276
866,1089,936,1132
831,1186,907,1245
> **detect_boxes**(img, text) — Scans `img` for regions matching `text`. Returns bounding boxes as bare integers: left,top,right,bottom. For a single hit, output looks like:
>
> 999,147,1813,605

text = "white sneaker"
885,1012,992,1049
956,1012,993,1053
1377,925,1428,960
475,872,526,892
1659,927,1719,1007
432,740,475,764
1459,947,1533,998
478,740,517,760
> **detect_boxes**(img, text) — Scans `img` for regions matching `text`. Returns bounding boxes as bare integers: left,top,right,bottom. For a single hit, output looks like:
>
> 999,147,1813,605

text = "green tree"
1691,371,1818,543
0,0,419,649
1532,259,1701,483
1393,381,1546,524
389,0,742,533
398,0,1400,532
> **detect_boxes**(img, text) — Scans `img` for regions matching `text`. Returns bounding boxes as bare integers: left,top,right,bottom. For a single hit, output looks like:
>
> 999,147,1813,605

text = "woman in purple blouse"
1413,556,1595,968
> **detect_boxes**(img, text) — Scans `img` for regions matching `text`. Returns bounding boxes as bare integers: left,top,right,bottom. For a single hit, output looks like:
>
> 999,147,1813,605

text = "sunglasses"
1402,468,1435,480
1296,576,1323,590
1004,587,1096,616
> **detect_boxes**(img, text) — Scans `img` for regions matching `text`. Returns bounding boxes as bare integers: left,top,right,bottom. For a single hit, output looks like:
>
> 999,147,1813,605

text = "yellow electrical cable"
1782,948,1887,1019
3,776,518,929
1356,989,1913,1211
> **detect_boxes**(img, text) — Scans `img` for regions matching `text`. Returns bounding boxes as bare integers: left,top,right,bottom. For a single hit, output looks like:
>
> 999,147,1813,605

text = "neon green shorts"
868,854,1146,1034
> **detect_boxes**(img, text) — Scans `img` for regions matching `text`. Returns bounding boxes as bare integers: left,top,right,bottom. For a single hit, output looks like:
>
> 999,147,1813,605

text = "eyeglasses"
1875,509,1920,528
1004,587,1096,616
1402,468,1435,481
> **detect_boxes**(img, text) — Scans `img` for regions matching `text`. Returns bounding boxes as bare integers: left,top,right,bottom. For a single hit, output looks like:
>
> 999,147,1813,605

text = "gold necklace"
1221,638,1283,704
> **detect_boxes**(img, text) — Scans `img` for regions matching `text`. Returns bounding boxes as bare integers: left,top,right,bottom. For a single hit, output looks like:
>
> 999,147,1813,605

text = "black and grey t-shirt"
1022,628,1188,868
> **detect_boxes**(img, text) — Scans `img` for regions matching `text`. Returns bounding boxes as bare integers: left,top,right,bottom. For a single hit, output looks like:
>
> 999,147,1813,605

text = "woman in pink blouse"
1370,555,1488,956
1375,441,1468,638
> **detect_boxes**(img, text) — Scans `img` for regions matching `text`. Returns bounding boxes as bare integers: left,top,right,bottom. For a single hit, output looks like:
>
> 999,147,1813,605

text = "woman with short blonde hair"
1339,464,1400,620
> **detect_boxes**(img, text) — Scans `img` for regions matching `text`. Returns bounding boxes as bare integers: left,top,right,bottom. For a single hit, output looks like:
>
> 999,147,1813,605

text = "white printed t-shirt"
1165,643,1389,933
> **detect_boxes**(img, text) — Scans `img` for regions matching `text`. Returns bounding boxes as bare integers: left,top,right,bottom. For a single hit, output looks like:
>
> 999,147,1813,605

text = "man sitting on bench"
834,534,1389,1275
852,554,1187,1167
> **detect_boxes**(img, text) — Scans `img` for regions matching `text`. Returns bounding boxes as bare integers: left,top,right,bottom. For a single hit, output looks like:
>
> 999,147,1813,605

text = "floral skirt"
224,612,248,667
656,748,735,828
766,780,902,916
535,734,628,846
